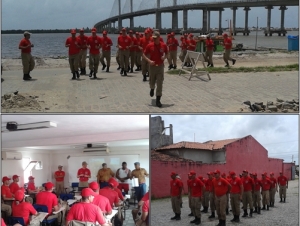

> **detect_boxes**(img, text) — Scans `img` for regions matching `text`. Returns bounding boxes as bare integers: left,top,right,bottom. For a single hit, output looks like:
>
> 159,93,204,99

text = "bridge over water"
94,0,298,36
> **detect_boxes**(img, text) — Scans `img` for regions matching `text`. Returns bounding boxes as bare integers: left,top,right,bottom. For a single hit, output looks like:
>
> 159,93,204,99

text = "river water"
1,31,298,58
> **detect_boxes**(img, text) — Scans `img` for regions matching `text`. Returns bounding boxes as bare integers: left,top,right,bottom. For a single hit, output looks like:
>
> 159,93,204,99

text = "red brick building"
151,135,294,198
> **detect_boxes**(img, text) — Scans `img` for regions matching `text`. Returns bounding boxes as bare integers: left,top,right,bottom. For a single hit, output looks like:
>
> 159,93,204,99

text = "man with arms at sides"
170,172,183,221
12,190,38,226
269,172,278,207
78,28,89,75
54,165,65,196
87,28,102,79
277,172,288,203
89,182,112,215
229,171,243,223
130,162,149,202
116,162,131,195
99,178,120,208
100,30,113,72
77,161,91,187
66,188,111,226
97,163,114,189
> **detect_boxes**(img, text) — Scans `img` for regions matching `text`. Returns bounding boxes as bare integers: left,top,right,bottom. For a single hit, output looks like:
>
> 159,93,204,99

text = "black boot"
173,65,177,69
130,67,133,73
106,67,109,72
143,74,147,82
253,207,257,213
208,211,215,219
242,209,248,217
72,73,76,80
226,208,229,215
75,71,80,79
23,74,31,81
83,68,86,75
127,65,130,72
176,213,181,220
195,217,201,225
170,214,177,220
230,215,236,222
93,72,97,79
249,208,253,217
257,207,261,214
280,198,282,202
89,70,93,78
284,198,286,203
232,59,236,65
150,89,154,97
216,220,221,226
80,68,84,75
117,64,121,70
222,219,226,226
204,207,208,213
123,71,127,76
188,212,194,217
120,68,124,75
235,215,240,222
102,64,106,70
261,205,266,210
190,217,197,223
156,96,162,108
267,205,269,210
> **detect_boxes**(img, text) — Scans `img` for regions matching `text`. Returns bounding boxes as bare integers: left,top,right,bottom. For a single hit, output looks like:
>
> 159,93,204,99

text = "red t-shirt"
170,179,182,197
241,176,254,192
141,37,153,50
102,37,113,51
189,178,204,197
141,192,149,201
27,182,35,191
206,39,214,51
98,187,119,208
19,38,32,53
253,178,262,191
78,35,89,50
187,39,196,51
36,191,58,214
223,37,232,50
212,178,230,197
205,178,213,192
180,38,188,50
261,178,272,191
114,187,124,201
12,201,37,226
118,35,132,50
77,168,91,182
269,178,277,188
66,37,81,55
277,176,288,186
142,199,149,224
229,177,242,194
2,218,6,226
136,38,142,52
54,171,65,182
129,36,137,52
144,41,168,66
92,194,112,214
66,202,106,224
88,36,102,55
9,182,20,194
1,185,13,198
167,38,179,51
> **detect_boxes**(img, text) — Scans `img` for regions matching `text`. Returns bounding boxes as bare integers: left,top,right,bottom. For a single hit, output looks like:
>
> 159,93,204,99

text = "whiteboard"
67,155,139,184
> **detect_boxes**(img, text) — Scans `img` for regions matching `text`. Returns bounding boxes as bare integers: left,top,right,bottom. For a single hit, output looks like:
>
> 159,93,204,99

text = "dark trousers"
100,181,109,189
134,183,146,202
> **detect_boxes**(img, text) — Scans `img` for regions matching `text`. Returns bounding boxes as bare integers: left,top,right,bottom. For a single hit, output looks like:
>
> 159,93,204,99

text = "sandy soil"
1,51,298,71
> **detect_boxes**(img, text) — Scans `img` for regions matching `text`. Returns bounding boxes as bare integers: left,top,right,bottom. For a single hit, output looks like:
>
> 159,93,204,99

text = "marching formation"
170,170,288,226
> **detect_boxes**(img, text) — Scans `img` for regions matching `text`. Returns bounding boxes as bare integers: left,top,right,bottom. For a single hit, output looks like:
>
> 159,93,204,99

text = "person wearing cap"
54,165,65,196
207,172,216,219
130,162,149,202
175,174,184,208
221,173,230,215
87,28,102,79
36,182,62,223
100,30,113,73
166,32,179,70
269,173,277,207
143,31,168,108
179,34,188,66
241,170,254,217
2,177,15,204
116,31,122,70
77,161,91,187
134,32,142,71
89,181,112,215
99,178,120,208
18,31,35,80
116,162,131,194
188,170,205,225
170,172,183,221
205,34,214,67
139,29,153,81
78,28,89,75
65,29,81,79
12,190,38,226
199,176,209,213
229,171,243,223
221,33,236,67
9,175,21,195
128,30,138,73
66,188,111,226
260,173,272,210
212,170,231,226
252,173,262,214
277,172,288,203
110,179,126,201
118,28,132,76
185,34,196,67
186,173,194,216
97,163,115,189
27,176,39,195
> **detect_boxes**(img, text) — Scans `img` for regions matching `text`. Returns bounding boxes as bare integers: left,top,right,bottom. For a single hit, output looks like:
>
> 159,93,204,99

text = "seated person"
132,192,149,223
89,182,112,215
12,190,38,226
110,179,125,202
27,176,39,194
1,177,15,204
99,178,120,208
66,188,111,226
9,175,33,204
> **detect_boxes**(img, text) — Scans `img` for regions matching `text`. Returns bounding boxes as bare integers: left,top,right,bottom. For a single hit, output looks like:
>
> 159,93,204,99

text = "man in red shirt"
207,172,216,219
18,31,35,80
9,175,21,194
65,29,81,79
186,34,196,67
205,34,214,67
27,176,39,194
12,190,38,226
128,30,137,73
140,29,153,81
118,28,132,76
179,34,188,65
241,170,254,217
261,174,272,210
54,165,65,196
222,33,236,67
221,173,230,215
78,28,88,75
143,31,168,108
87,28,102,79
77,161,91,187
100,30,113,73
166,32,179,70
134,32,142,72
66,188,110,226
99,178,120,208
199,176,209,213
269,172,277,207
229,171,243,223
2,177,15,204
277,172,288,203
252,173,262,214
187,173,193,217
116,31,122,70
89,181,112,215
170,172,183,221
175,175,184,208
212,170,231,226
188,170,205,225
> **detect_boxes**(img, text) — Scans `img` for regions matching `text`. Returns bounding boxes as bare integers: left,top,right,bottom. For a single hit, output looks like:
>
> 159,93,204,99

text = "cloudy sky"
2,0,298,30
152,115,298,164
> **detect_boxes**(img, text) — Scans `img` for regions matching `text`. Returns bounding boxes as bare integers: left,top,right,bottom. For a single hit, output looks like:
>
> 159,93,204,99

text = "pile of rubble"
1,92,42,112
242,98,299,113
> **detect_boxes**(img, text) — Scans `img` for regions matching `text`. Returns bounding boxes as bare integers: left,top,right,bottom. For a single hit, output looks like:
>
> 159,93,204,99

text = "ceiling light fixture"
1,121,57,133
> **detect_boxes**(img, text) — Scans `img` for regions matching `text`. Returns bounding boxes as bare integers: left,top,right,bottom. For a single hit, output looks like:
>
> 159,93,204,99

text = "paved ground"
1,65,298,113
